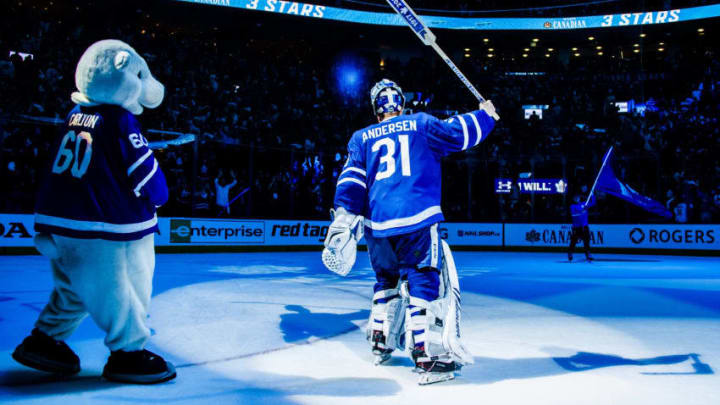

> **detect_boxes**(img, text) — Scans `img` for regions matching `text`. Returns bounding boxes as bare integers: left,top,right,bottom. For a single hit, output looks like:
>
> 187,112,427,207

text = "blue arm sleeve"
426,109,496,157
119,113,169,207
333,134,366,216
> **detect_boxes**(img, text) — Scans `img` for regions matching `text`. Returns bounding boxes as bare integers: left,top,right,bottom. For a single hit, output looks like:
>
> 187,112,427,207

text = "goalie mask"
370,79,405,116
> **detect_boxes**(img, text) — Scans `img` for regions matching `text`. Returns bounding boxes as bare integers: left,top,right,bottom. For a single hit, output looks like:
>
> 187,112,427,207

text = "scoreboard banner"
175,1,720,31
495,178,567,194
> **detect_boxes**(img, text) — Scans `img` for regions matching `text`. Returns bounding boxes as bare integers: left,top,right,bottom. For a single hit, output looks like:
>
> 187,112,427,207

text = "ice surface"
1,251,719,404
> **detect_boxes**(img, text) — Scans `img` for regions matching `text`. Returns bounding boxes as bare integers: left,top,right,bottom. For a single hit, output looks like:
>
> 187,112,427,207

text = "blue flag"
593,148,672,219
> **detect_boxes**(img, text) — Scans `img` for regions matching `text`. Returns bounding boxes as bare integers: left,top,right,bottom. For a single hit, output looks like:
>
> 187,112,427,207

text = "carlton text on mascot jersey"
12,39,176,384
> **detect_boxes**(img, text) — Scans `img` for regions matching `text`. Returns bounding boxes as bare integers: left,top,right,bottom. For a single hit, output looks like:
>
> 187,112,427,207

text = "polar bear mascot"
12,39,175,384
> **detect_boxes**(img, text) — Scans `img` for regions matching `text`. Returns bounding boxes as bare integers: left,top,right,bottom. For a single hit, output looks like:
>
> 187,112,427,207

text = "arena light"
331,52,368,99
464,48,470,52
659,42,665,45
483,38,489,42
548,48,554,52
633,49,640,53
524,48,530,51
658,48,665,51
697,27,704,32
545,53,550,58
532,38,539,42
464,53,471,58
522,53,528,58
487,54,494,58
633,43,640,47
574,53,581,57
571,47,578,51
596,46,602,50
488,48,494,52
639,33,647,38
598,51,603,56
588,36,595,41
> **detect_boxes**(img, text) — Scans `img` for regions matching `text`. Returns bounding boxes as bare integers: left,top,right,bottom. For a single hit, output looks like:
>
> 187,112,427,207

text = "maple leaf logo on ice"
555,179,567,194
525,230,541,243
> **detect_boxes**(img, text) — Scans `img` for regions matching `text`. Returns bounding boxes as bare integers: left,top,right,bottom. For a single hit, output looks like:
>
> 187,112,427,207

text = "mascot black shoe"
103,349,176,384
12,328,80,375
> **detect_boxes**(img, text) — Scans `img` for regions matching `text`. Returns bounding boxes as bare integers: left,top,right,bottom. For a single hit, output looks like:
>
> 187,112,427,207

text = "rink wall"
1,214,718,255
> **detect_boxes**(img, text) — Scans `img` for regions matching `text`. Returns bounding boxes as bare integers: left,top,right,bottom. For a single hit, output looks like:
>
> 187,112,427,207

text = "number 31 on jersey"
371,135,411,181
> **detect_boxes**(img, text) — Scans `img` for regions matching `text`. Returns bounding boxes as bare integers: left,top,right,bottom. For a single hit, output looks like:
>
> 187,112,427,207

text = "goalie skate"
418,370,455,385
374,352,392,366
413,348,460,385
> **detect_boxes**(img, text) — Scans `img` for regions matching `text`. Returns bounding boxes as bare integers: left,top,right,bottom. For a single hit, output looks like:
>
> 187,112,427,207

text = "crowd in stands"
1,0,719,223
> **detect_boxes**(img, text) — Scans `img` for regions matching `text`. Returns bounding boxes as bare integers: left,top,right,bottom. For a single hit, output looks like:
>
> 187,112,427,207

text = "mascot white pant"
34,233,154,352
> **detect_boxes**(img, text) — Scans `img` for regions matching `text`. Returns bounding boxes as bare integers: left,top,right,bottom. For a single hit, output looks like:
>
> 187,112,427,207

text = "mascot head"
71,39,164,115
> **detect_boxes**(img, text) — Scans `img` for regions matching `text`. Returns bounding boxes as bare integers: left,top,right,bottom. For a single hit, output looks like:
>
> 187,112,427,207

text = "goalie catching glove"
322,207,364,276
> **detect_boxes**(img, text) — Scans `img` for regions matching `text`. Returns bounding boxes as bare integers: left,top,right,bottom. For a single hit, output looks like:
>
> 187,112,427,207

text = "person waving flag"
588,147,672,219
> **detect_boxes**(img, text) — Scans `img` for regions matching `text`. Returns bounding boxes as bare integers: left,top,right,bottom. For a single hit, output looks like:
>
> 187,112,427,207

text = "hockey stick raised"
385,0,499,120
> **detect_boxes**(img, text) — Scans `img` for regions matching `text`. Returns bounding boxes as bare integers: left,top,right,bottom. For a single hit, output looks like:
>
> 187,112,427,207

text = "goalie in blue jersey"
322,79,497,384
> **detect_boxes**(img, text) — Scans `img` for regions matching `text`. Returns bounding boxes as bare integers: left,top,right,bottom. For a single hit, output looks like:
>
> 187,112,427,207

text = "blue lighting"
331,53,368,101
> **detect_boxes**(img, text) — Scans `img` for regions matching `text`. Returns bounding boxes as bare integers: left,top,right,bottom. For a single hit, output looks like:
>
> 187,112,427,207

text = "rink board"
1,214,717,251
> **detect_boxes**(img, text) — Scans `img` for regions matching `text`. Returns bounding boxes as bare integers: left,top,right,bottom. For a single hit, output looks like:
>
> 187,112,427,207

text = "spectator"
215,169,237,216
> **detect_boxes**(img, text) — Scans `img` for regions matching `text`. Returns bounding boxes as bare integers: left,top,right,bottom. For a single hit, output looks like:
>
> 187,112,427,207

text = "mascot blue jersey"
35,105,168,241
334,110,495,238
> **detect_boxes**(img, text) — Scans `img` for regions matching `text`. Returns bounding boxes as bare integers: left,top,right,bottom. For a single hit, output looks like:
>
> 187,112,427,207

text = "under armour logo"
496,180,513,193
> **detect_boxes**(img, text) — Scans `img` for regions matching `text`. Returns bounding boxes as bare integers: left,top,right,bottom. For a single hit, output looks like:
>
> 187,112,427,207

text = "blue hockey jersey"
35,105,168,241
334,110,495,237
570,195,596,227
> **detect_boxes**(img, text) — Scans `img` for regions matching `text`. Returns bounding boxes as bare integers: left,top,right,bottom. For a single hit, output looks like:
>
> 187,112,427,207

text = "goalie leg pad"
439,240,473,365
367,288,406,355
406,296,452,362
404,241,474,366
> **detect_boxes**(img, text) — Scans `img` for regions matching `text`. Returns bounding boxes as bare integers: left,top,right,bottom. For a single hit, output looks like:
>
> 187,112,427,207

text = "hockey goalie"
323,79,497,384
